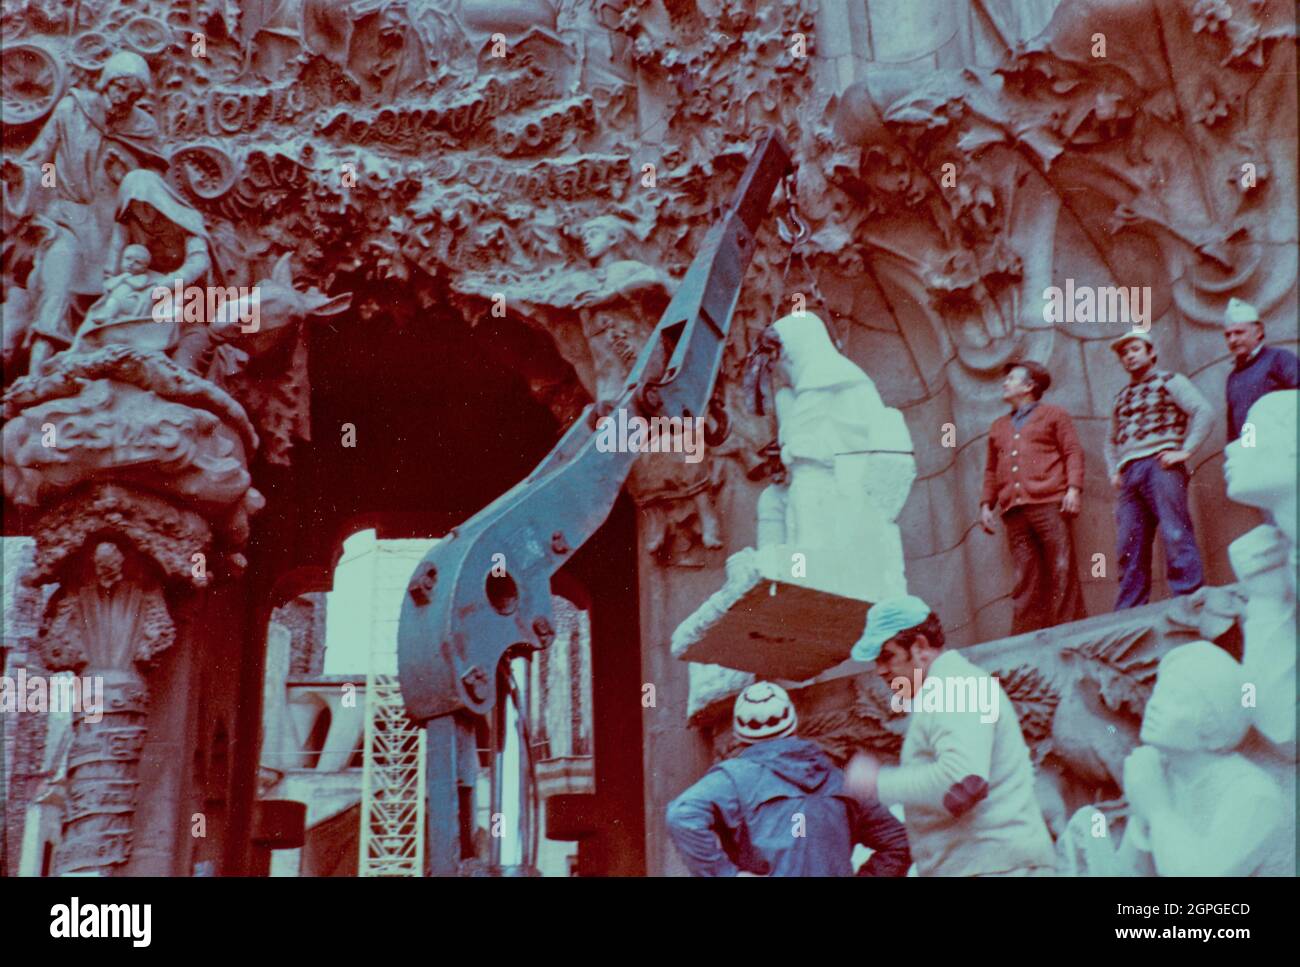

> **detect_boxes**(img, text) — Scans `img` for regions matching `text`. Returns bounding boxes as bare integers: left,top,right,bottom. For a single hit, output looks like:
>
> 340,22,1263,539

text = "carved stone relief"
23,488,211,874
1,0,1295,877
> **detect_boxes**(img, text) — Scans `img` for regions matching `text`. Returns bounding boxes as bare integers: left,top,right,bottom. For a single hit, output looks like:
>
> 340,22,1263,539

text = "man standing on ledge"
1105,331,1214,609
844,596,1056,876
979,361,1086,634
666,681,910,877
1223,297,1299,442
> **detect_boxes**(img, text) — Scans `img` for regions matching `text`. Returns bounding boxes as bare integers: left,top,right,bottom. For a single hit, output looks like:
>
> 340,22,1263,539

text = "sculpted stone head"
769,312,870,393
1139,641,1248,752
1224,390,1298,519
103,149,133,189
97,52,151,114
578,216,630,262
93,542,125,592
121,244,151,273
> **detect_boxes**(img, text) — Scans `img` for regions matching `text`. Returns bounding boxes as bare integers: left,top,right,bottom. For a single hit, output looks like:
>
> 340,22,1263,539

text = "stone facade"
1,0,1294,875
276,593,328,678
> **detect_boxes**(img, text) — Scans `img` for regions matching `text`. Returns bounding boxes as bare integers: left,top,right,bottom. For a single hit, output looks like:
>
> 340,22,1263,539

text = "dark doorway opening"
230,288,645,875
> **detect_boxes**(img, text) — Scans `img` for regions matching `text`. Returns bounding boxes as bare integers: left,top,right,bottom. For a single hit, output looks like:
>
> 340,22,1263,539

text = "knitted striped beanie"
733,682,798,743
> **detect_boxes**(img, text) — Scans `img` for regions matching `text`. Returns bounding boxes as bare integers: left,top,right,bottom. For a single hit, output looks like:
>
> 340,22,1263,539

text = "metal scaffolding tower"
359,540,436,876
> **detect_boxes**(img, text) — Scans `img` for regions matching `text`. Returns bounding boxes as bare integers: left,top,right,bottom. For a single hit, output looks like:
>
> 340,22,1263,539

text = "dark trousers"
1003,502,1085,635
1114,455,1204,610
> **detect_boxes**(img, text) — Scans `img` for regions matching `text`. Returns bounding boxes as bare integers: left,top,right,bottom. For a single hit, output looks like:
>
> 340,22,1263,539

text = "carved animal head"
209,254,352,356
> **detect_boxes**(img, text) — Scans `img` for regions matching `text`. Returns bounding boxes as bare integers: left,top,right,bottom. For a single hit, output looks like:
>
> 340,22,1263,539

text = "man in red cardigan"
979,361,1086,634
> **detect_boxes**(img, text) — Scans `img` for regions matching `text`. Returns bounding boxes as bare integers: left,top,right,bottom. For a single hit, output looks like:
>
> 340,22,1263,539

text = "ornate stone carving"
3,347,262,548
0,0,829,558
24,484,216,588
4,379,252,507
33,539,176,875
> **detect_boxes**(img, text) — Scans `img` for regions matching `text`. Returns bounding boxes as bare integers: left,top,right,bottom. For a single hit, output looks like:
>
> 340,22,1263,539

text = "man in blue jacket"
1223,297,1299,441
666,681,910,876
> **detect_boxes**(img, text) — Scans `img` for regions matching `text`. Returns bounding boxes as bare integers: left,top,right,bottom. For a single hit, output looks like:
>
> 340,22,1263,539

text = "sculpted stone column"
26,495,207,874
4,349,263,874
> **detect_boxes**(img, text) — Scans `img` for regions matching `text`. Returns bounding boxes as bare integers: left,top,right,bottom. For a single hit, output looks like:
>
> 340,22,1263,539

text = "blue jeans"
1114,455,1205,609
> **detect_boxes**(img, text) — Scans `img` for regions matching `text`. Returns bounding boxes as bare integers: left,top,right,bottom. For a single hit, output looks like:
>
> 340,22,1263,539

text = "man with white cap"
1222,297,1298,442
666,681,910,876
843,596,1056,876
1104,330,1214,609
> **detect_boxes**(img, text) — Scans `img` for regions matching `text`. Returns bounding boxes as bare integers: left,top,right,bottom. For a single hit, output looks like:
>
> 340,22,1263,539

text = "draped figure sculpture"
1119,642,1289,876
10,51,162,375
72,169,213,358
671,312,919,713
755,312,916,602
1061,639,1289,877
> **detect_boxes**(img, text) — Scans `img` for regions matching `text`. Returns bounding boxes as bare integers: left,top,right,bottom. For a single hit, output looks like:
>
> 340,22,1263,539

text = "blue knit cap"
851,595,932,662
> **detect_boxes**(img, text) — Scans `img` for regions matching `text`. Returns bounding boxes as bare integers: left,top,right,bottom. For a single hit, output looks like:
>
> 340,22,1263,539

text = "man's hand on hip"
1158,449,1190,468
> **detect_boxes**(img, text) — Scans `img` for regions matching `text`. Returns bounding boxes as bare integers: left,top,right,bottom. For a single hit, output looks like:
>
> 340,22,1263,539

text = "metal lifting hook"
765,167,845,358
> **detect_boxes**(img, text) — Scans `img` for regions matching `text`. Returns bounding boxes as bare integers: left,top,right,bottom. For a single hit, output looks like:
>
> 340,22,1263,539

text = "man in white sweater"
844,596,1057,876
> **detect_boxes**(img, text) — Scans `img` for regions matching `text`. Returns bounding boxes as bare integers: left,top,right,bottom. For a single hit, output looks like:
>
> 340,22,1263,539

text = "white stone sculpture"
670,313,917,716
1117,641,1289,876
1224,389,1298,748
754,311,915,601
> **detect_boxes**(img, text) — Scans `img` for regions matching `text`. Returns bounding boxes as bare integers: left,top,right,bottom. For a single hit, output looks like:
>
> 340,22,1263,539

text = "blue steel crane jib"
396,129,792,874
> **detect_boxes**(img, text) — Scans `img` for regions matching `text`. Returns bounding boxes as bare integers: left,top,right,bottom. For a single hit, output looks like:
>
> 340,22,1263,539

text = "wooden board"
674,576,871,681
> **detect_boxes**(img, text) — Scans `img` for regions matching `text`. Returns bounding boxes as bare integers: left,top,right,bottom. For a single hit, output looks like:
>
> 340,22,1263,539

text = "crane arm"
397,130,792,722
395,129,792,875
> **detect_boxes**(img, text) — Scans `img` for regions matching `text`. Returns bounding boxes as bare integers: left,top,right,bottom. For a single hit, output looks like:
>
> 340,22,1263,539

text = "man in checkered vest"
1104,331,1215,609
